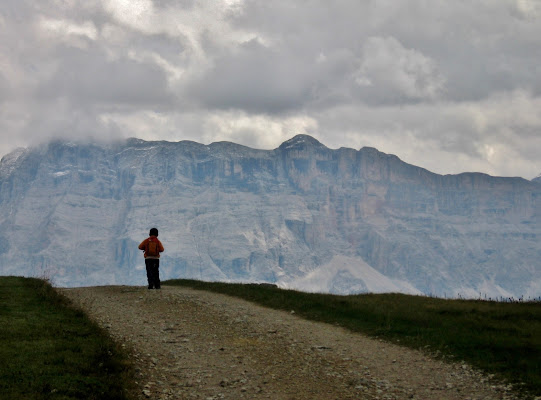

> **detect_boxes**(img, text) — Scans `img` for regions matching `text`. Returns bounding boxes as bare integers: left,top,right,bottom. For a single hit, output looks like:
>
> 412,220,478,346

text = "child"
138,228,165,289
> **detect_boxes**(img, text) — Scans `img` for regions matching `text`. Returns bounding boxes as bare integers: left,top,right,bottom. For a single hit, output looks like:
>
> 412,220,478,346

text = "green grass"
0,277,136,400
165,279,541,398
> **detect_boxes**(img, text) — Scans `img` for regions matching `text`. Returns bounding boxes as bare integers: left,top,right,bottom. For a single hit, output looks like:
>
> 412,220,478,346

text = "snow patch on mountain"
0,147,27,177
279,134,325,150
280,255,422,295
524,279,541,301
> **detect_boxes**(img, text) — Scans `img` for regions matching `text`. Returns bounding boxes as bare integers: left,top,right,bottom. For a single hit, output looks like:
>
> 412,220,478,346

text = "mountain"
0,135,539,299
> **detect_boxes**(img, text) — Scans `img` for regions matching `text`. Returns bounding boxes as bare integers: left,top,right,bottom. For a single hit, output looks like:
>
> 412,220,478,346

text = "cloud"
0,0,540,179
102,0,156,33
184,38,318,113
315,89,541,178
99,109,318,150
0,72,9,103
37,46,174,108
39,17,99,42
201,111,318,148
355,36,446,103
513,0,541,19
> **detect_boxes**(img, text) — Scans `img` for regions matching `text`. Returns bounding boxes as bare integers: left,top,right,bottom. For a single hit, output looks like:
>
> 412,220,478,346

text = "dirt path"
60,286,518,400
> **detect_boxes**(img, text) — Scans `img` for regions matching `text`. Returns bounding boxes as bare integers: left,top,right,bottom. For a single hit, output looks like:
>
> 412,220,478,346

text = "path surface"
60,286,518,400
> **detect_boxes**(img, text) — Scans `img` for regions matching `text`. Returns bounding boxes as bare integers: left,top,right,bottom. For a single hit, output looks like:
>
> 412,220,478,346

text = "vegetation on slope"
0,277,135,400
2,275,538,398
166,279,541,398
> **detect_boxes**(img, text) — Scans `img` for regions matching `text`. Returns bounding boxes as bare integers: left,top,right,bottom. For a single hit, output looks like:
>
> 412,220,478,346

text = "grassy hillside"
166,279,541,398
0,277,135,400
2,276,538,398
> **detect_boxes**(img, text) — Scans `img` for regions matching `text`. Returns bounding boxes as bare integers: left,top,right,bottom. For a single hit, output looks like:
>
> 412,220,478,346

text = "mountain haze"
0,135,539,298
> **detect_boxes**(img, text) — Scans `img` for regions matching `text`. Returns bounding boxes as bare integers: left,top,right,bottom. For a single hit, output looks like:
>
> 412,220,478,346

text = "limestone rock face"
0,135,539,298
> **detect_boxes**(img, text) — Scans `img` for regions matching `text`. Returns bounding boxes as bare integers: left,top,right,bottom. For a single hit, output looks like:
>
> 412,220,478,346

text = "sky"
1,0,540,179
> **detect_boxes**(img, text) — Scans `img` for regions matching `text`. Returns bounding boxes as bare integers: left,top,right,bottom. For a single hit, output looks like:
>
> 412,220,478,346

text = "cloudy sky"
1,0,540,178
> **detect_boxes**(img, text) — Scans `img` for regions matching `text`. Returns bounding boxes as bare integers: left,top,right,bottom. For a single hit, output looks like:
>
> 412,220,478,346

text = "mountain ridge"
0,135,539,298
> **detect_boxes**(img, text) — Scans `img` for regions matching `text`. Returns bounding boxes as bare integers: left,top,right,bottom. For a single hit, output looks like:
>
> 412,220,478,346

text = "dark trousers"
145,258,161,289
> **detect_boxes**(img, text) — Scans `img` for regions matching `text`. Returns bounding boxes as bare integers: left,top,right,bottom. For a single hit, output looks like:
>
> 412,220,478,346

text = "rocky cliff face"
0,135,539,298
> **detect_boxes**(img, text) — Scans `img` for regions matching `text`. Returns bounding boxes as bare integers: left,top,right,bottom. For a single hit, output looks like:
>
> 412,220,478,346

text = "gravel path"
60,285,518,400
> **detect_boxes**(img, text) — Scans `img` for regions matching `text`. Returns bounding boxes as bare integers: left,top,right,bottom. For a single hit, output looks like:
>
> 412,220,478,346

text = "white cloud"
102,0,155,32
514,0,541,19
39,18,98,41
100,109,318,150
1,0,540,180
202,112,318,149
356,36,446,101
316,89,541,178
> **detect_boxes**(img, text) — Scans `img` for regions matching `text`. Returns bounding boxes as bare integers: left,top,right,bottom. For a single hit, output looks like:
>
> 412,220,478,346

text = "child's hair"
149,228,158,237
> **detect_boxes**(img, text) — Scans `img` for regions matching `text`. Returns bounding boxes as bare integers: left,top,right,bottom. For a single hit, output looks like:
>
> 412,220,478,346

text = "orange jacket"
138,236,164,258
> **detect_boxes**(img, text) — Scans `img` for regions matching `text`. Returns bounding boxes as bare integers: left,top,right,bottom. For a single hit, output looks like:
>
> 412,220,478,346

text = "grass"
165,279,541,398
3,276,537,398
0,277,136,400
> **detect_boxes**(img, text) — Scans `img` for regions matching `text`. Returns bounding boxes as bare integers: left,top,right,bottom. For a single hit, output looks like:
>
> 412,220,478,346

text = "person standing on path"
138,228,165,289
